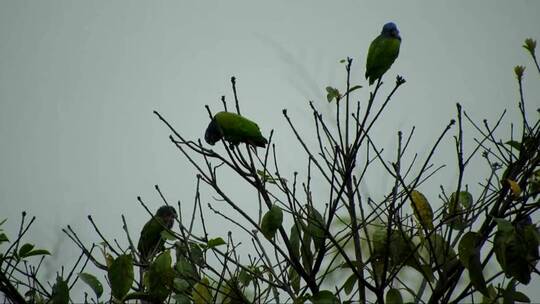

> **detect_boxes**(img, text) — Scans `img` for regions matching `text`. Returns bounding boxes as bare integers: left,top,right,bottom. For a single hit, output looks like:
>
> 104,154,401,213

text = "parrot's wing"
365,36,400,85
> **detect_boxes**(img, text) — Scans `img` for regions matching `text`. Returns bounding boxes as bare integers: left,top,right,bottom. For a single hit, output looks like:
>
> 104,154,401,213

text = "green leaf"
78,272,103,299
458,231,481,269
0,233,8,243
343,273,357,295
51,276,70,304
326,86,341,103
512,291,530,303
238,269,252,286
192,277,212,304
290,222,301,259
189,243,205,266
174,278,191,292
451,191,473,208
445,191,473,230
24,249,51,258
260,204,283,240
345,85,363,95
371,225,388,258
458,231,488,294
18,243,34,258
301,228,313,271
289,267,300,293
386,288,403,304
428,233,457,268
147,250,174,302
312,290,340,304
207,237,226,248
505,140,521,151
306,205,325,250
108,254,134,299
410,190,434,230
494,218,537,285
176,256,198,281
174,293,192,304
468,257,488,295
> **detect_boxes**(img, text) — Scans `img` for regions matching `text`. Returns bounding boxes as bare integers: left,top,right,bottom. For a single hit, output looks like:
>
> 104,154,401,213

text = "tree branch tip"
87,215,92,220
282,109,288,115
22,211,27,216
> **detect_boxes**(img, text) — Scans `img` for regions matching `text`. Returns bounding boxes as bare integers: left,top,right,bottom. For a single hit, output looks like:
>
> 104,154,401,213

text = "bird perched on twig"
365,22,401,85
205,111,268,148
137,205,177,263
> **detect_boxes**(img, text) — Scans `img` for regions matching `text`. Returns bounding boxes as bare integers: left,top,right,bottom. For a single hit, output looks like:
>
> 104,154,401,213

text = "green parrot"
365,22,401,85
137,205,177,263
204,111,268,148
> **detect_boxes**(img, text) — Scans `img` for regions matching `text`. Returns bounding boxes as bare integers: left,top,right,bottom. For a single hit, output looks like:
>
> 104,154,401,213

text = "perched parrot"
365,22,401,85
137,205,177,263
204,111,268,148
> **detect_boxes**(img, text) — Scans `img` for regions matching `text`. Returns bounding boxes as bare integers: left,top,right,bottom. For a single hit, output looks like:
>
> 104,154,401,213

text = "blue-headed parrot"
205,111,268,148
137,205,177,263
365,22,401,85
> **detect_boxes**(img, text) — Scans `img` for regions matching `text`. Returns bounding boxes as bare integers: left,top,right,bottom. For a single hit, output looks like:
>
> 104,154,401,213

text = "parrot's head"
156,205,177,229
204,118,222,146
382,22,400,40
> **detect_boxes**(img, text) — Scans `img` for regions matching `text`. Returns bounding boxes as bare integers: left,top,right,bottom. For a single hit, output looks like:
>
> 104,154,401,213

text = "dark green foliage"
458,232,487,294
146,250,174,302
386,288,403,304
78,272,103,299
306,205,325,251
311,290,340,304
108,254,134,300
260,204,283,239
494,218,539,284
50,276,69,304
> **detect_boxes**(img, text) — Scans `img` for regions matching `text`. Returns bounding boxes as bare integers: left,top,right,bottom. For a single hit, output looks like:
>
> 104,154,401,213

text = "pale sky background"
1,1,539,302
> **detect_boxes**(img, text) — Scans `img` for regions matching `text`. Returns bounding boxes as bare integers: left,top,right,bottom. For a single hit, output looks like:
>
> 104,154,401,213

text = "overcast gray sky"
1,1,539,301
